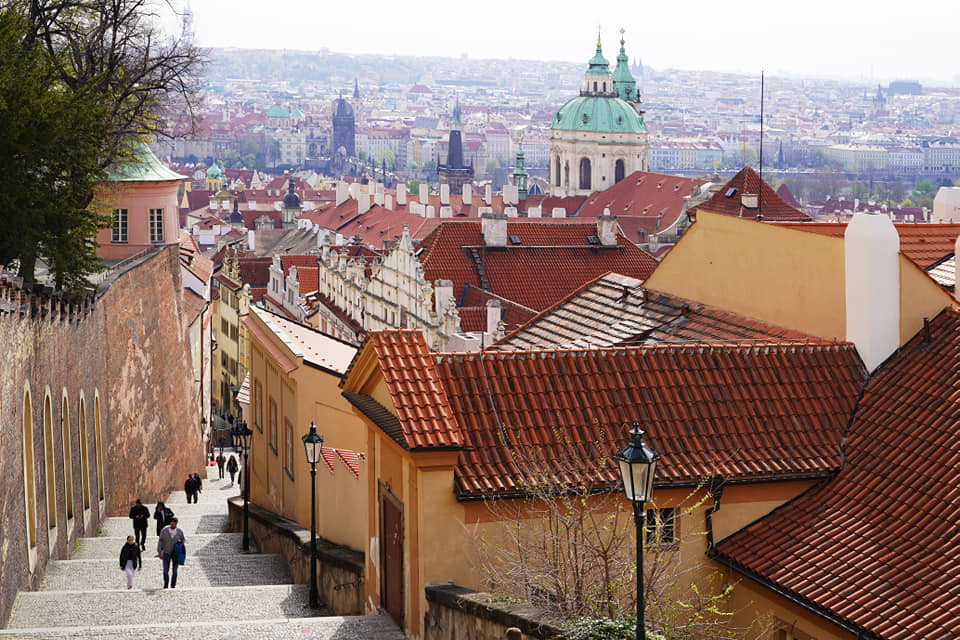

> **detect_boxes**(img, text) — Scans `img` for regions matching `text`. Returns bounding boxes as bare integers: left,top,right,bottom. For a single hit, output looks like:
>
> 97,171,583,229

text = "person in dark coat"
193,473,203,499
216,453,226,479
184,475,196,504
154,501,174,536
128,499,150,550
226,455,239,485
119,535,142,589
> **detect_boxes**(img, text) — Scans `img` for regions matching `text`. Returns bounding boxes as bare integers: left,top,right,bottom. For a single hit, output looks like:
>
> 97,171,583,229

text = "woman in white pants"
119,535,142,589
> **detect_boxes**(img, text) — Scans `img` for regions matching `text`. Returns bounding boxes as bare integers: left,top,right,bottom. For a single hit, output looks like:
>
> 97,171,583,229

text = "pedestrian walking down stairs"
2,464,404,639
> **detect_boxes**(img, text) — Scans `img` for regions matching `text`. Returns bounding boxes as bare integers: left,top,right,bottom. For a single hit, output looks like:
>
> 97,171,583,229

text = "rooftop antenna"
759,70,764,221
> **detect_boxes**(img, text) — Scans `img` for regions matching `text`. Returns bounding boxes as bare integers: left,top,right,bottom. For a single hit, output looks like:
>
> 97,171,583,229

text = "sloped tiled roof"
712,309,960,640
432,341,865,499
250,306,356,375
698,167,811,222
577,172,697,231
417,221,659,314
495,273,833,351
358,331,464,450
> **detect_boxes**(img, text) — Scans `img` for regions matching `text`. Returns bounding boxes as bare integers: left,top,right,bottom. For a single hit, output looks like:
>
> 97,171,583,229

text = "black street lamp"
236,421,253,552
302,421,324,610
615,422,660,640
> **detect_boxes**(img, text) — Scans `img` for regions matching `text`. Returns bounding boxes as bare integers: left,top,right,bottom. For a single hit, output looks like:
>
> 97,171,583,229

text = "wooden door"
380,485,404,627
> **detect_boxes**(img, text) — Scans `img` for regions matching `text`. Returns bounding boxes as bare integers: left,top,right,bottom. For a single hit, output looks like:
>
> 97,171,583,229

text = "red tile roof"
417,220,659,314
360,331,463,450
774,221,960,270
430,341,865,498
698,167,811,222
238,257,272,287
577,172,698,233
712,309,960,640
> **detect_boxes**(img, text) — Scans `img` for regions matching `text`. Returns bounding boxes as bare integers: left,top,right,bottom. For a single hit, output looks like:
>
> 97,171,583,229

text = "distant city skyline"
179,0,960,85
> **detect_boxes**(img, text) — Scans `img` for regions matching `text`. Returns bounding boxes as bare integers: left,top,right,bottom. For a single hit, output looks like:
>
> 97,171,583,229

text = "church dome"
551,95,646,134
282,177,301,208
266,104,290,118
206,164,222,179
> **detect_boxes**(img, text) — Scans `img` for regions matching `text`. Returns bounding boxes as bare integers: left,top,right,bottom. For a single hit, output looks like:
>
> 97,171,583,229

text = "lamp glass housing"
302,422,324,464
615,424,659,503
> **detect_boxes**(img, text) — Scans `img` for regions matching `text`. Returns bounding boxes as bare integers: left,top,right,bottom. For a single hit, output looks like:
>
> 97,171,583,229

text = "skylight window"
725,187,738,198
586,234,600,245
508,234,522,245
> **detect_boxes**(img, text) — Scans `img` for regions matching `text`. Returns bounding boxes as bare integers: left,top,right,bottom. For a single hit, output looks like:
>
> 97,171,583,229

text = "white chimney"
419,183,429,205
247,230,255,251
528,206,542,218
503,185,519,206
349,183,360,200
463,184,472,205
208,198,216,210
954,233,960,299
336,182,349,206
486,299,502,336
845,213,900,372
552,207,567,218
385,195,394,210
434,279,454,315
248,200,257,210
932,186,960,223
374,190,385,206
397,184,408,206
358,193,370,215
426,205,436,218
481,211,508,247
440,183,450,205
484,184,492,205
440,206,453,218
597,209,618,246
741,193,758,209
505,207,518,218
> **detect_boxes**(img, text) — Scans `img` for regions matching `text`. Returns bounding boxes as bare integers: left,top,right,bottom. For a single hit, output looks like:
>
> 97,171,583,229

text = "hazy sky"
180,0,960,84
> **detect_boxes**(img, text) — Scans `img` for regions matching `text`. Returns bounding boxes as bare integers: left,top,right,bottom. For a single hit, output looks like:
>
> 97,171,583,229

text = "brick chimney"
597,208,618,246
434,279,454,315
481,210,508,248
844,212,900,372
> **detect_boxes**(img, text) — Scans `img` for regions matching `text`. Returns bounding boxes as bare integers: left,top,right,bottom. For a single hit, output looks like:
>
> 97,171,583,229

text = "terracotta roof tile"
417,220,659,314
363,331,464,450
698,167,810,222
713,309,960,640
432,342,865,498
578,172,698,232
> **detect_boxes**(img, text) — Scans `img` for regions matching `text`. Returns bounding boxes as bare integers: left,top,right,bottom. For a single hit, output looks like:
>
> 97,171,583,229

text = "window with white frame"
149,208,164,242
111,209,128,243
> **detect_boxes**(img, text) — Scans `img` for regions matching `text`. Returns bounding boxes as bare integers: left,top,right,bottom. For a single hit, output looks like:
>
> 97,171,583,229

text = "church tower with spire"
437,95,474,191
549,31,648,197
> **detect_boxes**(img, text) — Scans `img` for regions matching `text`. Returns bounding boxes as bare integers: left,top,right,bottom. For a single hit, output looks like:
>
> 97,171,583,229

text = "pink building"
96,143,185,261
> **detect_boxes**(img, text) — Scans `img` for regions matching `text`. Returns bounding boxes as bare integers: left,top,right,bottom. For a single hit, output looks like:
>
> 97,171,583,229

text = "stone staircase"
2,465,404,639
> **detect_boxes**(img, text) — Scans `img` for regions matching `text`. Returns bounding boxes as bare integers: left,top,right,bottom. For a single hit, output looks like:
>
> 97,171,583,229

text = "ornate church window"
579,158,592,190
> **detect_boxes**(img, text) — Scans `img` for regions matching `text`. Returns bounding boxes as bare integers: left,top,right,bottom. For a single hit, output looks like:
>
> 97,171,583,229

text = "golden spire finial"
597,26,602,48
620,27,625,45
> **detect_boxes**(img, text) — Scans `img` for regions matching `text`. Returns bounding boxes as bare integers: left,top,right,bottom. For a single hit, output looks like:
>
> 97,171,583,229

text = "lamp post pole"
615,422,660,640
236,421,253,552
302,422,324,610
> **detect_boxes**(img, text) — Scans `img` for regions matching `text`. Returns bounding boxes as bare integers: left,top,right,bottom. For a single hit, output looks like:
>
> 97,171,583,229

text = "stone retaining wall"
424,584,565,640
227,497,364,615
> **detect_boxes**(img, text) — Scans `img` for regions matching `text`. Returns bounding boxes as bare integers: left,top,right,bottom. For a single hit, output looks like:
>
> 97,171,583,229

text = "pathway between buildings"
2,464,404,639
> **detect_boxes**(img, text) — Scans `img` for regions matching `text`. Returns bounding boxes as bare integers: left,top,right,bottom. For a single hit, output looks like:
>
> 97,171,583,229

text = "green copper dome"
551,95,646,134
206,163,222,179
266,104,290,118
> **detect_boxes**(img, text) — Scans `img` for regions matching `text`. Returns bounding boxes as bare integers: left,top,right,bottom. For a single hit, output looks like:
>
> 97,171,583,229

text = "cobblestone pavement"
3,464,404,639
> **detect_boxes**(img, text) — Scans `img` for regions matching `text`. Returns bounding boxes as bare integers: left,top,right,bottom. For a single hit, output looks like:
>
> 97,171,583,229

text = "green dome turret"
586,33,610,76
613,31,638,102
551,95,646,134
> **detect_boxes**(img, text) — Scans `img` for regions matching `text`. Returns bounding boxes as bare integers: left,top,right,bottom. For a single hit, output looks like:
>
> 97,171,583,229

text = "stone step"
40,553,292,591
71,533,250,559
99,513,229,536
6,584,321,628
0,614,405,640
